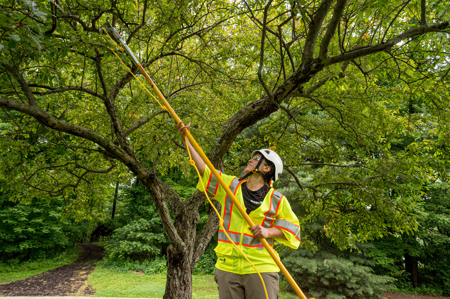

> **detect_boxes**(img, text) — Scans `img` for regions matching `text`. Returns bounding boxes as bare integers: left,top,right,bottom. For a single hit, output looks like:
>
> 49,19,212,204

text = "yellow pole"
135,63,308,299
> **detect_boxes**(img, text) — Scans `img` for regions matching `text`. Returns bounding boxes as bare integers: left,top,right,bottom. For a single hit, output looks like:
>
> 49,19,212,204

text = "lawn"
87,268,218,299
87,267,300,299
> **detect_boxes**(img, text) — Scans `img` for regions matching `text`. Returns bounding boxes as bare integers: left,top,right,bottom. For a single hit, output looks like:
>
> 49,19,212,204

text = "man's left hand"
249,225,287,240
249,225,270,238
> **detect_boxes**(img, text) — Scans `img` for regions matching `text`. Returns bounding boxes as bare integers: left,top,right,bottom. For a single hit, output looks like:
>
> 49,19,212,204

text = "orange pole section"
136,64,308,299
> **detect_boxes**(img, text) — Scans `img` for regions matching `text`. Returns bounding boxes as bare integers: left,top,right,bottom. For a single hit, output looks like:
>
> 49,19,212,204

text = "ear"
261,164,271,174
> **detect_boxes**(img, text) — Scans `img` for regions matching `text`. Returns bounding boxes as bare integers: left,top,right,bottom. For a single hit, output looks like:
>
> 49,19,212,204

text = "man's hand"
249,225,286,240
175,121,205,176
249,225,270,238
177,121,190,144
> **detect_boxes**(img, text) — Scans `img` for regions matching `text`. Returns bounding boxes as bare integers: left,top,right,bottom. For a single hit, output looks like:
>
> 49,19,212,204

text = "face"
244,154,271,175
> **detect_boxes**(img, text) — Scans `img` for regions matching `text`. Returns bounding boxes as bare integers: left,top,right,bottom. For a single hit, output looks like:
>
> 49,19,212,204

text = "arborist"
178,122,301,299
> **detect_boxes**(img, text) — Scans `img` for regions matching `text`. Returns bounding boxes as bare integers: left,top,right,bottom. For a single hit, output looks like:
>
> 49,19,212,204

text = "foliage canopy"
0,0,449,297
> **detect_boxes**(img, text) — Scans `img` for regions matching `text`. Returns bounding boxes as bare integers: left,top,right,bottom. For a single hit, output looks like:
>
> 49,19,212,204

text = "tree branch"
257,0,274,103
126,0,148,44
319,0,347,60
168,82,206,100
109,50,179,100
421,0,426,26
91,51,135,158
21,159,115,197
0,97,134,164
193,195,221,264
74,161,116,174
56,13,100,33
94,50,108,97
328,22,450,66
171,137,186,150
29,84,106,100
312,176,383,188
284,166,304,190
381,0,412,42
3,64,39,107
302,0,334,64
301,61,349,96
124,110,168,137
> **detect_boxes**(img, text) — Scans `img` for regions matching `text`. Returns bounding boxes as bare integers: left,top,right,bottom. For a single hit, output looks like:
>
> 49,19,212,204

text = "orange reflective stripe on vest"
206,170,222,197
261,190,283,228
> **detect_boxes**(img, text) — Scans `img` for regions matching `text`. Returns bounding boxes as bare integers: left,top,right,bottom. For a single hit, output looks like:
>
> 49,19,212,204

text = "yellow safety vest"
198,166,301,274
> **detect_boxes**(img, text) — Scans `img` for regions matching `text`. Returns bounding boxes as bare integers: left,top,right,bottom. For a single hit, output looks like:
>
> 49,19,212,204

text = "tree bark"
164,245,194,299
162,199,202,299
405,252,419,288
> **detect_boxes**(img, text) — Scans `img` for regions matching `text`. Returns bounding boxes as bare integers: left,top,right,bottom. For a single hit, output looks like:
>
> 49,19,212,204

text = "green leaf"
23,0,47,21
29,34,42,51
8,40,16,49
9,34,20,42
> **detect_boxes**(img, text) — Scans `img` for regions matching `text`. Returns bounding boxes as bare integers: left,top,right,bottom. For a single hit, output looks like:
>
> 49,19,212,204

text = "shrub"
97,256,167,274
105,218,167,260
104,184,170,260
193,242,217,275
0,196,85,261
282,247,394,299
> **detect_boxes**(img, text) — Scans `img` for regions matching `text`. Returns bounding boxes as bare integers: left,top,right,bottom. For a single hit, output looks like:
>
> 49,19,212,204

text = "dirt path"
0,243,104,296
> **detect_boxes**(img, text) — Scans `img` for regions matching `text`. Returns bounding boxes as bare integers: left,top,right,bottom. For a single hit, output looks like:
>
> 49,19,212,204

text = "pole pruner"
99,21,309,299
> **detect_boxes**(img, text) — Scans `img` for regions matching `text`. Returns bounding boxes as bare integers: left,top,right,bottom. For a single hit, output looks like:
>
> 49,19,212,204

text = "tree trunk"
164,245,193,299
112,180,119,220
137,166,214,299
162,198,202,299
405,253,419,288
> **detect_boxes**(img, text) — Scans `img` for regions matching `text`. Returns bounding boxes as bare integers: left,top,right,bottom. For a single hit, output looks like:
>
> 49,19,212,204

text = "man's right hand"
177,122,190,144
175,121,205,176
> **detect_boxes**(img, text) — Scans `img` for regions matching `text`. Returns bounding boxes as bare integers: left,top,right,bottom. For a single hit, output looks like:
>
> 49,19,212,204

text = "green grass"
91,241,107,248
0,246,80,285
87,267,218,298
87,267,300,299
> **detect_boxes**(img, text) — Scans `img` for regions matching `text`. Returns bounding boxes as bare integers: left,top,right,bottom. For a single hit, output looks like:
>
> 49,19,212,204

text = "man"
178,122,300,299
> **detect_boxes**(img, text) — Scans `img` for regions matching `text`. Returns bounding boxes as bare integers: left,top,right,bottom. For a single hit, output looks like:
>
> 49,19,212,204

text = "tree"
0,189,89,261
1,0,449,298
366,182,450,295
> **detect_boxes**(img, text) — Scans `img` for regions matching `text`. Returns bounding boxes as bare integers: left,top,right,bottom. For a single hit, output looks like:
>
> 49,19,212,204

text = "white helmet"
252,149,283,181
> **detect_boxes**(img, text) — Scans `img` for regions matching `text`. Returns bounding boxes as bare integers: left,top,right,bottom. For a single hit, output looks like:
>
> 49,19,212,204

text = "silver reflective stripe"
223,178,241,231
242,234,273,247
218,230,240,244
206,170,222,198
261,190,283,228
274,219,301,240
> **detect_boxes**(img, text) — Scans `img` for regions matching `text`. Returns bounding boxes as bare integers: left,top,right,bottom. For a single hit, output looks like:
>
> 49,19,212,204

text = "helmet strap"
239,158,265,182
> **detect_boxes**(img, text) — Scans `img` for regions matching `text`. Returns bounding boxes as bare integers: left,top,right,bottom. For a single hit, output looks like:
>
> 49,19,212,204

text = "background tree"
0,187,92,261
1,0,449,298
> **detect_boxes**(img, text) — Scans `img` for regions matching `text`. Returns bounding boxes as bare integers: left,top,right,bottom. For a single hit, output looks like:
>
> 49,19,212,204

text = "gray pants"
214,269,279,299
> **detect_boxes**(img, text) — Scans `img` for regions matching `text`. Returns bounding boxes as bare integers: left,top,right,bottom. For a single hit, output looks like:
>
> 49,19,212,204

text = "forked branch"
258,0,274,103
